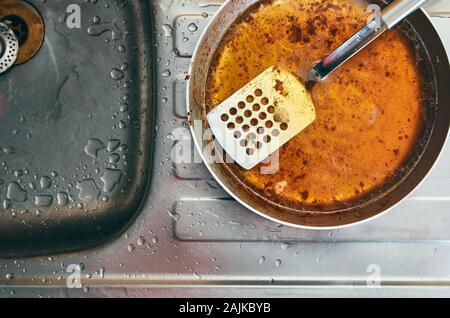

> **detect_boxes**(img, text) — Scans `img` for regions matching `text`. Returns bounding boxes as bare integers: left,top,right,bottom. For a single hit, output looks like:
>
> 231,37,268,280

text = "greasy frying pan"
187,0,450,229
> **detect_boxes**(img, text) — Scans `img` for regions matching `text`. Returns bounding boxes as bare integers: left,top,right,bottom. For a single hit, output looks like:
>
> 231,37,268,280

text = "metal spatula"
207,66,316,170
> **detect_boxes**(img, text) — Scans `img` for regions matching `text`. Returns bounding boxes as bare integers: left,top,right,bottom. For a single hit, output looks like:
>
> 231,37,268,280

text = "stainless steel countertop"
1,0,450,298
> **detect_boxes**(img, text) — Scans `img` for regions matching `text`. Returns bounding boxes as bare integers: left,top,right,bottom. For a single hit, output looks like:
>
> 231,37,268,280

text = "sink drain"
1,15,29,46
0,22,19,74
0,0,44,65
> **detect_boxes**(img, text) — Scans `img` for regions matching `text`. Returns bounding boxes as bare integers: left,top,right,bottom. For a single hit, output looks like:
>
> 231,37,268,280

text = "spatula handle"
311,0,428,81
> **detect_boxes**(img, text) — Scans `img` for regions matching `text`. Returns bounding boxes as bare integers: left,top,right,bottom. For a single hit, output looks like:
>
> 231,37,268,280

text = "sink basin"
0,0,154,258
0,0,450,298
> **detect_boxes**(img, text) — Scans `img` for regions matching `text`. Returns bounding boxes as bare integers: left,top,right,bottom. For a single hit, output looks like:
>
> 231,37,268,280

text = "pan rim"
186,1,450,230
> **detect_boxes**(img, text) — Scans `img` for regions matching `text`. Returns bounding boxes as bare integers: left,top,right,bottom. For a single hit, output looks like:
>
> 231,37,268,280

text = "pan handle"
311,0,428,81
382,0,428,28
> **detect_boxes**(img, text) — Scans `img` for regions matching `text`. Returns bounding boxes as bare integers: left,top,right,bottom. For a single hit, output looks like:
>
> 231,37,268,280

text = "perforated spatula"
207,66,315,170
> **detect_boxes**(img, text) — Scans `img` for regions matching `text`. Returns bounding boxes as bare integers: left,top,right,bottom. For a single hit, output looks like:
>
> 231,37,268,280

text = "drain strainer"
0,22,19,74
0,0,45,65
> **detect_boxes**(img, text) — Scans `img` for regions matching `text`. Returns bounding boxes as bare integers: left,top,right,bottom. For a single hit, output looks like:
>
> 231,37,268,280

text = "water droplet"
85,138,105,159
111,68,124,81
161,69,171,77
2,146,15,155
99,267,105,278
2,199,11,209
14,170,24,178
120,103,129,113
118,120,127,129
188,23,198,32
137,236,146,246
76,179,100,202
100,169,122,193
34,195,53,207
6,182,27,202
40,176,52,189
107,139,121,152
109,153,120,164
57,192,69,206
87,23,118,40
162,24,173,38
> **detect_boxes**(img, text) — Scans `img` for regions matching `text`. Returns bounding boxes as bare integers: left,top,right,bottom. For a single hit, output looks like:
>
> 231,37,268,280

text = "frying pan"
187,0,450,229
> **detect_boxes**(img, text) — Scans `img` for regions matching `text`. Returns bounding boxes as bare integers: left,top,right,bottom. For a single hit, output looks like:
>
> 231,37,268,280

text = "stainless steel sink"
0,0,450,297
0,0,154,257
